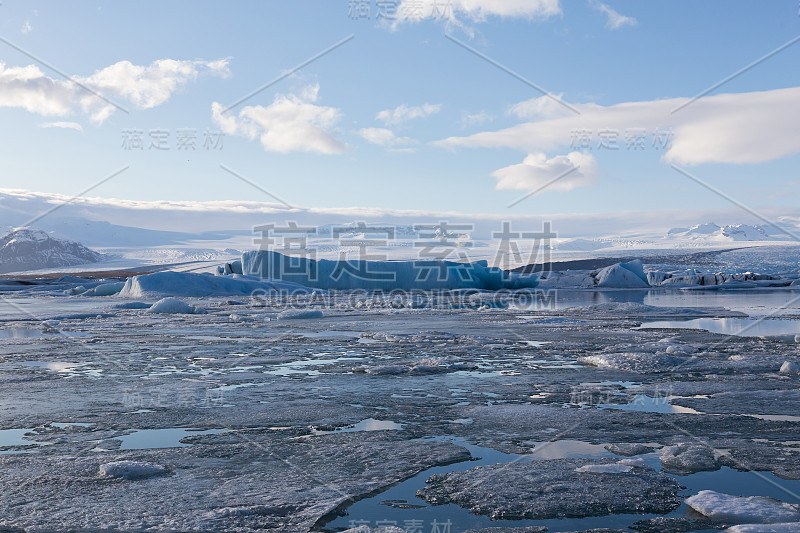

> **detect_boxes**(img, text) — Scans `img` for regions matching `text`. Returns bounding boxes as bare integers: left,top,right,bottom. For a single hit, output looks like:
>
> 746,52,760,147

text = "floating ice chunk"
99,460,167,480
685,490,800,524
605,443,652,456
241,250,538,291
780,361,800,375
660,443,719,474
596,260,649,288
575,463,633,474
82,282,125,296
147,298,200,315
728,524,800,532
119,271,311,298
276,309,323,320
64,285,86,295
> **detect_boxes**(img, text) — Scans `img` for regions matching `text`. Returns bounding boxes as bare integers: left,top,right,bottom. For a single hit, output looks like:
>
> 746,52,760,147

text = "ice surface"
659,443,719,474
119,271,311,298
417,459,679,520
241,250,538,291
99,460,167,480
685,490,800,524
727,524,800,532
147,298,201,315
276,309,324,320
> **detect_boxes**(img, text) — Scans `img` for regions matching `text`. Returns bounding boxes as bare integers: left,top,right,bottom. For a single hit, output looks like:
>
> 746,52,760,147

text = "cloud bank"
0,58,230,124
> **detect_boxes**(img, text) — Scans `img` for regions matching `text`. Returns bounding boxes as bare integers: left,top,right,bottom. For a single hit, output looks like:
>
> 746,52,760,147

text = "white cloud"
358,127,418,148
506,94,573,120
460,110,494,128
492,152,597,192
211,84,348,155
593,2,637,30
376,103,441,126
21,21,32,34
395,0,561,24
436,86,800,166
40,121,83,132
0,58,230,124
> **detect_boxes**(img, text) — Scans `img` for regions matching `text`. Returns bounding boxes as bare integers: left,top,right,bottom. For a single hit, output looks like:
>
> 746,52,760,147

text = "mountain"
667,223,783,242
0,228,103,274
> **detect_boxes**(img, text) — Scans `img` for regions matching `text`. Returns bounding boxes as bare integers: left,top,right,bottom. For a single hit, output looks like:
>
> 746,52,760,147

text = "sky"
0,1,799,223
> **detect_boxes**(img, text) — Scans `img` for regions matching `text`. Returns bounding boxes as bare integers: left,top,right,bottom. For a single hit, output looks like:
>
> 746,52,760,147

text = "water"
599,395,703,414
0,328,86,339
640,317,800,337
312,418,403,435
322,437,800,532
116,428,226,449
0,428,44,453
512,288,800,317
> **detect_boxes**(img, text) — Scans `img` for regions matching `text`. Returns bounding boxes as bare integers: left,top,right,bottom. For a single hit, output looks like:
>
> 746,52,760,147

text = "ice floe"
417,459,679,520
659,443,720,474
685,490,800,524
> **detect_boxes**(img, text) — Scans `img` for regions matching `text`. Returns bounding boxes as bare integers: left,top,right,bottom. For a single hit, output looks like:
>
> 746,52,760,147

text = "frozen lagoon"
0,280,799,531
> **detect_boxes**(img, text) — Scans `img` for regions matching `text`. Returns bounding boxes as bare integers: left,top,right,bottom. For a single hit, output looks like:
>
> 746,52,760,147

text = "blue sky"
0,1,798,219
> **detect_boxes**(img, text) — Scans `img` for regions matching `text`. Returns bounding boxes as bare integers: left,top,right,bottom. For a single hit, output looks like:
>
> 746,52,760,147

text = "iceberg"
595,259,649,288
240,250,538,291
118,271,312,298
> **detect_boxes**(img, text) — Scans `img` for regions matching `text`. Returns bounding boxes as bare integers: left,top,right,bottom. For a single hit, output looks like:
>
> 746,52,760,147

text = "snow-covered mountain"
667,223,783,242
0,228,103,274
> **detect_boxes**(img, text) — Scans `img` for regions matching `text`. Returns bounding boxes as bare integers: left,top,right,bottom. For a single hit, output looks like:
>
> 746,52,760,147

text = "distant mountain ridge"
0,228,103,274
667,222,784,242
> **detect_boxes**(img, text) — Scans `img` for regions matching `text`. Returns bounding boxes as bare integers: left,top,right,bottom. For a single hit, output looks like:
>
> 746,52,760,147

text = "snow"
118,271,312,298
659,443,719,474
98,460,167,480
685,490,800,524
667,223,783,242
276,309,324,320
241,250,538,291
147,298,201,315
